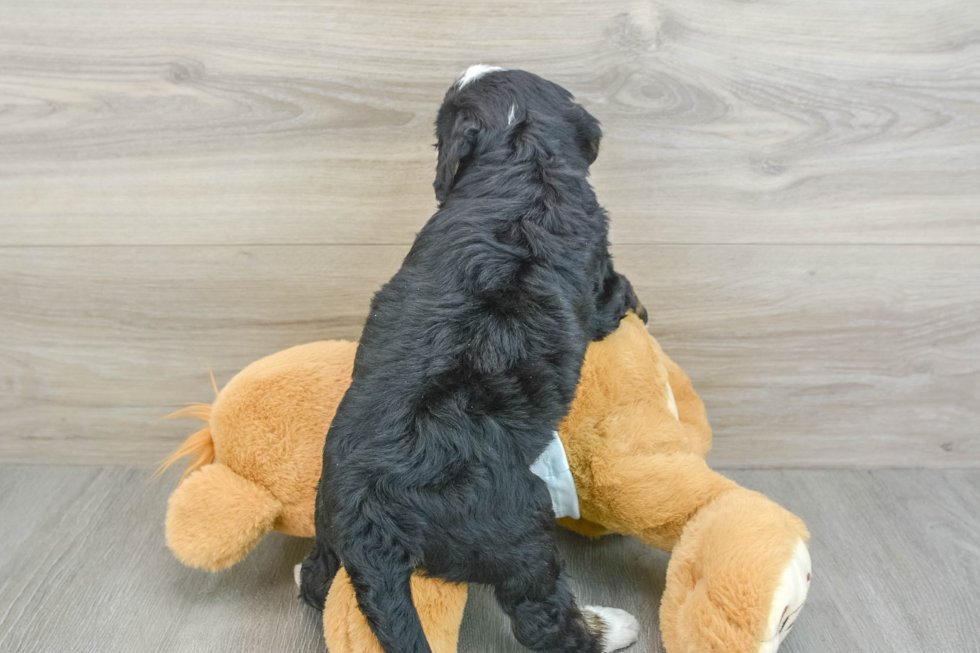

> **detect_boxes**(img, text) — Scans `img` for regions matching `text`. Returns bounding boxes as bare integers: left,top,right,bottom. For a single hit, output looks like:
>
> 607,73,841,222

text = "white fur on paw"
293,563,302,589
583,605,640,652
758,540,811,653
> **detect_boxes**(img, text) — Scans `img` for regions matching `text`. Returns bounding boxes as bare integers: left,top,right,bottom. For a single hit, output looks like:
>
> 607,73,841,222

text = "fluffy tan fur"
166,463,281,571
325,569,467,653
161,314,807,653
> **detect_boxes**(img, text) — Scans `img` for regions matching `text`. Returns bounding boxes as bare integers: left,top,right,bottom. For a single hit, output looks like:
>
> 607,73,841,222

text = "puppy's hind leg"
493,549,639,653
297,540,341,611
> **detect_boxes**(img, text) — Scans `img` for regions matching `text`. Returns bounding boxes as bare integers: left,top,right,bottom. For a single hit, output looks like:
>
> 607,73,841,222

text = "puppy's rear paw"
583,605,640,652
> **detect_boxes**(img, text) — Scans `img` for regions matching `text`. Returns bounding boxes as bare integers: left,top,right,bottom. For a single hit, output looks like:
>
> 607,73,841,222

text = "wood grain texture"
1,466,977,652
1,0,979,467
630,245,980,468
0,0,978,246
1,244,977,467
0,465,325,653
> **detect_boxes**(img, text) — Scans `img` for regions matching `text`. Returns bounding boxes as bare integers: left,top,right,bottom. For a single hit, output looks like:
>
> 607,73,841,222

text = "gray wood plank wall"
1,0,978,467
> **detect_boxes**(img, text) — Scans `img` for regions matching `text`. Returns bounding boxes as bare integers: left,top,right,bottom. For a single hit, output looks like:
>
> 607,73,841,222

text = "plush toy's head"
560,312,710,457
548,313,722,546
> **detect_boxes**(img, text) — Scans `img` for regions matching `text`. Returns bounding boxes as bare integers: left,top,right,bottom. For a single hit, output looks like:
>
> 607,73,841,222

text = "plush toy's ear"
165,463,281,572
433,113,480,203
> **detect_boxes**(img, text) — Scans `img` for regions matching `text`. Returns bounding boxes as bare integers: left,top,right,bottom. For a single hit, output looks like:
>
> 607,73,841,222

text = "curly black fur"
301,68,645,653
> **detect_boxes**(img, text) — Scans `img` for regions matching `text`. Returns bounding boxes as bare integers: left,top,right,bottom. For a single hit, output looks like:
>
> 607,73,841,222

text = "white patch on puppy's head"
456,64,505,88
507,104,516,125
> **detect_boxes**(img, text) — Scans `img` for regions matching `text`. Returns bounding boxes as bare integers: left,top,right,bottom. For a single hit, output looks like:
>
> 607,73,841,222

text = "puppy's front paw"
293,562,302,589
583,605,640,652
759,540,811,653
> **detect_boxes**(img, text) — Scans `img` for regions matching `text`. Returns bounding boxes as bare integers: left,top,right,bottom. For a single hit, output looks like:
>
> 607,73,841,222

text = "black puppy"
299,66,645,653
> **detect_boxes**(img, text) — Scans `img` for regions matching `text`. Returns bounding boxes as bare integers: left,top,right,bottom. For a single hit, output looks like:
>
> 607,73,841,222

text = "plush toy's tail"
153,403,215,483
157,386,282,572
154,369,221,483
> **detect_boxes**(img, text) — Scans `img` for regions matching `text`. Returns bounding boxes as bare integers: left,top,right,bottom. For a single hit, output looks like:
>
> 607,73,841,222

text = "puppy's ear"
568,104,602,165
434,114,479,203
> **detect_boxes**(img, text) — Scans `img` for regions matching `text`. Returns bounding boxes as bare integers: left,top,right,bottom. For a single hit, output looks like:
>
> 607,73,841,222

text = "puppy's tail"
153,403,215,483
347,554,434,653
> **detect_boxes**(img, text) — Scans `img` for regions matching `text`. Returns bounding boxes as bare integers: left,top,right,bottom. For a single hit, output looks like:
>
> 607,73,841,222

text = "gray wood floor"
0,465,976,652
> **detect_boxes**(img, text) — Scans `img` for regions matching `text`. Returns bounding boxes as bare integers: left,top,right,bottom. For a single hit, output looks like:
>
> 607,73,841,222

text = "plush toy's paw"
583,606,640,652
758,540,811,653
165,463,282,572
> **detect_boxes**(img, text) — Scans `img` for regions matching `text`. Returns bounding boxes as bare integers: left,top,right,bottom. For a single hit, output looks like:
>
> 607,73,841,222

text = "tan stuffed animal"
162,314,811,653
